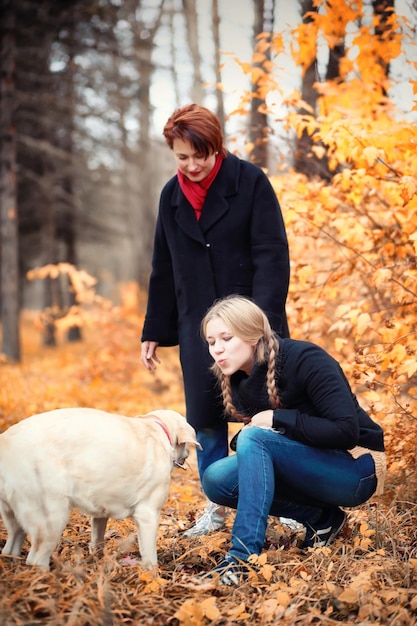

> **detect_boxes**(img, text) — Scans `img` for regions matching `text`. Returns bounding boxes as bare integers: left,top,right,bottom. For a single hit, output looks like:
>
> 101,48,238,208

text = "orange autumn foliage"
1,1,417,623
231,0,417,482
1,291,417,625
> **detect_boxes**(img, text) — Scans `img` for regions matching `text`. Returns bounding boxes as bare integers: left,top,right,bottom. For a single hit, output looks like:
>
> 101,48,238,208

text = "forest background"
1,0,417,624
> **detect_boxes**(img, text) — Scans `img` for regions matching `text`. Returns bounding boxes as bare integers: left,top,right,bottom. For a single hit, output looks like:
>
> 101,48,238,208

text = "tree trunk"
294,0,317,177
168,3,181,107
58,7,81,342
294,0,333,180
182,0,204,104
40,165,59,347
249,0,271,168
129,0,164,285
0,0,21,362
211,0,225,133
372,0,395,84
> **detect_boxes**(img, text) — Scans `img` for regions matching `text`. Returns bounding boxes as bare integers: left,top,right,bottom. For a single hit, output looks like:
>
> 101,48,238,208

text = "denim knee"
236,424,265,452
201,455,239,508
201,462,217,502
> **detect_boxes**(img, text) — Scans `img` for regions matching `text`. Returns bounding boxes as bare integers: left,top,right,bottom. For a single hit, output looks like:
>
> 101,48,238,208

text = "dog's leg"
0,501,26,559
26,537,59,568
25,503,70,568
132,505,163,568
134,509,159,568
90,516,108,555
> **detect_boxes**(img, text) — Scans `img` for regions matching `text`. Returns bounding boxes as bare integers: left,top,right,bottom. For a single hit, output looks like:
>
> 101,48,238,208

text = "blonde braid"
220,374,250,423
202,295,283,420
266,334,281,409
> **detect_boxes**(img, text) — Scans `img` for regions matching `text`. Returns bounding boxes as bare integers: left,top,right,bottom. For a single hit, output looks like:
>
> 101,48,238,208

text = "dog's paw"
121,555,140,566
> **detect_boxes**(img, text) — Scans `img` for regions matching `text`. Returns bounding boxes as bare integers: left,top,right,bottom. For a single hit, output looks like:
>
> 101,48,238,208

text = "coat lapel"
173,154,240,241
199,154,239,232
172,185,206,244
198,189,229,233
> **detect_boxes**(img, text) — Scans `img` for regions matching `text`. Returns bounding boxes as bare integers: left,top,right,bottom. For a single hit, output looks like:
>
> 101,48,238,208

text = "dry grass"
1,312,417,625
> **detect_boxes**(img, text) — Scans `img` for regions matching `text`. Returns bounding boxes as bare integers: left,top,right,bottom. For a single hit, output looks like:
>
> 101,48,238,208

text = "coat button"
206,243,210,247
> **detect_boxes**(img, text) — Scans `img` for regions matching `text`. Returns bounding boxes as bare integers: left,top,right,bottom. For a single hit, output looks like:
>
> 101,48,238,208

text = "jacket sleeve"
141,209,179,346
249,171,290,335
272,344,360,449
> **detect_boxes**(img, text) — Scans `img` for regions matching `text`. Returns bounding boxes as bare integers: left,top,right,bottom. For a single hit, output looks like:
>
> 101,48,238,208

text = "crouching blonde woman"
200,295,386,585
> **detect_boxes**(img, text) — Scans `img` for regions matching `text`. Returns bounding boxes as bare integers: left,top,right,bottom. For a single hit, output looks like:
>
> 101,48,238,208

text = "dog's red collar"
153,420,173,446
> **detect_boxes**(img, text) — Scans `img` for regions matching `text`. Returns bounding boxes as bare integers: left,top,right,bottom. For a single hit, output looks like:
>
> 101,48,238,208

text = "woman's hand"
249,410,274,429
141,341,161,371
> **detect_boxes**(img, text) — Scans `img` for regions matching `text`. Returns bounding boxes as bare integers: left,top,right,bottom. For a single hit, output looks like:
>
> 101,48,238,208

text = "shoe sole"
183,520,225,537
320,512,347,547
302,511,347,549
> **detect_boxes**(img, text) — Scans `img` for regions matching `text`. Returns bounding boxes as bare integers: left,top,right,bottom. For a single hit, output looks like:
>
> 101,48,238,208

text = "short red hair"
163,104,227,158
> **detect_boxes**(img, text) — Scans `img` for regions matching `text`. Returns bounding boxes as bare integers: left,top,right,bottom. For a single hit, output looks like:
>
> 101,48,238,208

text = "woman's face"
205,316,257,376
173,138,216,182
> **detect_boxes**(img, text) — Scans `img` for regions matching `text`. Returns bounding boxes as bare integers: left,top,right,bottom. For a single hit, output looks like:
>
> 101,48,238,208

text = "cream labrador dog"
0,407,201,568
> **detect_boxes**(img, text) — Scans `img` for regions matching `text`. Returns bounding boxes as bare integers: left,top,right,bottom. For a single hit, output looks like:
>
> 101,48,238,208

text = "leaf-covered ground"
1,308,417,625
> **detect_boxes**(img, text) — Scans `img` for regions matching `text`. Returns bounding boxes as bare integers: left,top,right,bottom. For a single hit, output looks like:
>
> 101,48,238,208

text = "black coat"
231,338,385,452
142,153,290,430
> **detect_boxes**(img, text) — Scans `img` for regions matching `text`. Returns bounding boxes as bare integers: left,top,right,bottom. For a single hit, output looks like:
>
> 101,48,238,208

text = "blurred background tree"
0,0,415,360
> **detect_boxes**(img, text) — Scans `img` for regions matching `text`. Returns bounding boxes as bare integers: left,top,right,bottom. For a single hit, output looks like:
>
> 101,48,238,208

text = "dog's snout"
176,443,190,467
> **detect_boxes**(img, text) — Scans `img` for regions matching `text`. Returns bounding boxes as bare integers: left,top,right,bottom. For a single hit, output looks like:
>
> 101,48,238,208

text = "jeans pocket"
353,473,377,506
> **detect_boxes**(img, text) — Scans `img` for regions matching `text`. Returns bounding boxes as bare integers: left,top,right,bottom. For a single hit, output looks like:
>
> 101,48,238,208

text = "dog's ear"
177,423,203,450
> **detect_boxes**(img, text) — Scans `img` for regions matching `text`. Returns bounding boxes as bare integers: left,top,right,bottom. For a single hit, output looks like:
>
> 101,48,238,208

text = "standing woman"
200,295,386,584
140,104,290,536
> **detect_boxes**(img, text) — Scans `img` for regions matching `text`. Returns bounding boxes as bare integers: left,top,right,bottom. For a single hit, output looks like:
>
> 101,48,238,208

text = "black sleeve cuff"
272,409,298,436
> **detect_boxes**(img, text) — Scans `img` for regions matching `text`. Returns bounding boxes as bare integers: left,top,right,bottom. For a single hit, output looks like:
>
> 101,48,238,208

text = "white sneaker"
183,502,226,537
279,517,303,531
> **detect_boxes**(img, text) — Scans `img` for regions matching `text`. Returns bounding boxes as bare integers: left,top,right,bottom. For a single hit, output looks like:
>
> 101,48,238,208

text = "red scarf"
177,153,224,220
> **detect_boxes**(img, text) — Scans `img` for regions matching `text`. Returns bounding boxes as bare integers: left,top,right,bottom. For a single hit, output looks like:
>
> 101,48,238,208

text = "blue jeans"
196,424,229,480
202,426,377,562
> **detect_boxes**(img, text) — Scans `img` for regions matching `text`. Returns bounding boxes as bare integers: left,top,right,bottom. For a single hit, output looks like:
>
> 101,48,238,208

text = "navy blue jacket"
142,153,290,430
231,338,385,451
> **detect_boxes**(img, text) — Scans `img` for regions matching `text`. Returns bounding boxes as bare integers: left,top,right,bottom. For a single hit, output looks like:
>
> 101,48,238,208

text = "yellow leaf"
251,66,265,84
234,58,251,74
356,312,372,335
338,587,359,603
276,590,291,606
359,523,375,537
364,390,381,403
335,304,354,319
260,563,275,581
311,145,326,159
400,175,417,201
201,597,221,621
174,598,205,625
256,598,279,620
399,359,417,378
257,102,269,115
372,268,392,289
297,265,314,288
334,338,348,351
362,146,379,166
359,537,373,550
227,602,250,620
